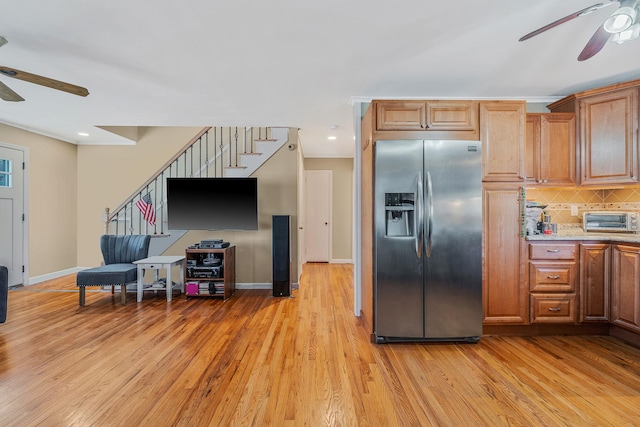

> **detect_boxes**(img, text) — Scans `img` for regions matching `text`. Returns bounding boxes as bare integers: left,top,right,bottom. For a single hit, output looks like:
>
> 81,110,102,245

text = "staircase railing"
104,126,274,236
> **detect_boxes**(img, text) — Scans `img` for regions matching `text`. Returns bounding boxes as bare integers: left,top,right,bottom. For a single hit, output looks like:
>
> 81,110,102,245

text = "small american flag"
136,193,156,226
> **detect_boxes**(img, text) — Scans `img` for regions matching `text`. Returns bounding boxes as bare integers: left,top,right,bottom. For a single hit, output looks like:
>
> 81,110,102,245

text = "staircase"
105,126,289,255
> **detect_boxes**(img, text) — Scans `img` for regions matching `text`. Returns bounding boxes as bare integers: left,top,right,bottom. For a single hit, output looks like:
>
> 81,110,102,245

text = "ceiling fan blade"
0,80,24,102
519,2,616,41
578,23,612,61
0,66,89,97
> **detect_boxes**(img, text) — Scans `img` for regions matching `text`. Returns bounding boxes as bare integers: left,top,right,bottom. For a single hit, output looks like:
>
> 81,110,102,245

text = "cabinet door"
482,183,527,324
525,113,576,186
539,113,576,186
425,101,478,132
611,244,640,332
579,243,610,323
376,101,426,130
525,114,540,184
480,101,525,182
579,88,639,185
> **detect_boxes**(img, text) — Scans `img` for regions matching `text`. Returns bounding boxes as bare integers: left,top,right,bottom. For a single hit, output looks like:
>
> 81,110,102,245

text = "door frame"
303,169,332,263
0,141,29,286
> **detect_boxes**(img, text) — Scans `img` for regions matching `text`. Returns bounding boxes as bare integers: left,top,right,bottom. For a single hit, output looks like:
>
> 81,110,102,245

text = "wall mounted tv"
166,177,258,230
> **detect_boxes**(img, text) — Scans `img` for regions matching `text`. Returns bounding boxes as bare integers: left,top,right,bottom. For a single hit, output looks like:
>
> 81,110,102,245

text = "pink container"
186,282,199,296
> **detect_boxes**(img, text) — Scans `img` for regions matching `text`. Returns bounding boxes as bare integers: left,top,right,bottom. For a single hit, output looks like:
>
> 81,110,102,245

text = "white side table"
134,256,186,302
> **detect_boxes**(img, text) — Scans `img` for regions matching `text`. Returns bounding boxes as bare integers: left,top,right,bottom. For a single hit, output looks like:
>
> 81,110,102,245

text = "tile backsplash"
526,188,640,224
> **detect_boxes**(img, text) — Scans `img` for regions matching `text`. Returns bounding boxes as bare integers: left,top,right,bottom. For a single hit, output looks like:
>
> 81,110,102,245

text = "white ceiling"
0,0,639,158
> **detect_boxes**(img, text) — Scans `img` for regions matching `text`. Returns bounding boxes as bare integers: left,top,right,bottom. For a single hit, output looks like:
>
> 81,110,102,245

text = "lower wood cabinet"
482,183,527,324
527,242,578,324
580,243,611,322
611,244,640,333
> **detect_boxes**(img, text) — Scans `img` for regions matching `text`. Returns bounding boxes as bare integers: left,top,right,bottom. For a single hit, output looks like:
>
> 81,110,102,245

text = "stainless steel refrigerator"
374,139,482,343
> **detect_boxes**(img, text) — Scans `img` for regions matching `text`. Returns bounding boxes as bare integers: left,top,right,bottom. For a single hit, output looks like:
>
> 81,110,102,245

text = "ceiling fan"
519,0,640,61
0,36,89,102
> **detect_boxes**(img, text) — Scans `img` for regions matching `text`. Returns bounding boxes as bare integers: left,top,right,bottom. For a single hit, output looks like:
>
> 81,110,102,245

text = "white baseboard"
330,259,352,264
236,283,300,290
28,267,86,285
28,267,302,292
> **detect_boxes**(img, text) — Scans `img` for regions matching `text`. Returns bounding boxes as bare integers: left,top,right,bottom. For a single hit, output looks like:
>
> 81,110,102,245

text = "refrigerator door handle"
426,171,434,258
416,171,424,258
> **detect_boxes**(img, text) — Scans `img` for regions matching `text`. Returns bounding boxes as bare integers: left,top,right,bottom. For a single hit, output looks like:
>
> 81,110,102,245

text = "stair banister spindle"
137,192,142,235
160,171,165,234
205,131,209,177
228,127,232,168
234,127,239,168
198,135,202,178
153,184,158,234
214,127,218,177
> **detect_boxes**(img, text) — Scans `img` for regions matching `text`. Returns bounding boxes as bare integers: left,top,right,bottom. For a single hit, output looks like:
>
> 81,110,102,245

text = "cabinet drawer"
529,261,576,292
529,243,577,260
531,294,577,323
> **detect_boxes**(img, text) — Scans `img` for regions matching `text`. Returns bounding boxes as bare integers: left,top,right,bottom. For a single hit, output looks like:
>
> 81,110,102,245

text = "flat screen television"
166,177,258,230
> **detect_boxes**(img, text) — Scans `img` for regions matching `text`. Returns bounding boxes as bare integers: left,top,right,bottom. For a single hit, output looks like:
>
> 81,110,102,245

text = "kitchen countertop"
526,224,640,244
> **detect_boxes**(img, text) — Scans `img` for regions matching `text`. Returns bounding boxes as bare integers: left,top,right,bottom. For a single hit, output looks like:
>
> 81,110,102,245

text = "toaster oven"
583,211,640,233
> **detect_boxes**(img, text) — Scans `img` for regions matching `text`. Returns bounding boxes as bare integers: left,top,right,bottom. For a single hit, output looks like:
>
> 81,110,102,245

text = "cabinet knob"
548,307,562,312
547,275,561,279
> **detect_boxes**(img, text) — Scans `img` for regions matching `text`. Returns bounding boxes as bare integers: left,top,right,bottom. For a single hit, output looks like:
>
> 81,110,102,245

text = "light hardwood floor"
1,263,640,426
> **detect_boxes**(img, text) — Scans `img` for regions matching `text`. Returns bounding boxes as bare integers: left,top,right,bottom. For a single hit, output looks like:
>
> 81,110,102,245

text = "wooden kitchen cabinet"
482,183,527,324
360,105,374,334
611,244,640,333
579,243,610,323
375,100,478,133
480,101,525,182
527,242,578,324
579,88,639,185
525,113,576,187
549,83,639,186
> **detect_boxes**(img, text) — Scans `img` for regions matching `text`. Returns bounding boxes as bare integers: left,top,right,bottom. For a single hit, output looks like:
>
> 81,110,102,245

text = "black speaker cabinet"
272,215,291,297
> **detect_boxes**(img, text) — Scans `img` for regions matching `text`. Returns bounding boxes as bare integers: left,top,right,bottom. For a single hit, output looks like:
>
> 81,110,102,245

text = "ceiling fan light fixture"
612,22,640,42
603,5,638,33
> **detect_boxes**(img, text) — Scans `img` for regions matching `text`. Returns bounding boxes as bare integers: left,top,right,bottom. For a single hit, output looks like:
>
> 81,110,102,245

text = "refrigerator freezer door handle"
416,171,423,258
426,171,434,258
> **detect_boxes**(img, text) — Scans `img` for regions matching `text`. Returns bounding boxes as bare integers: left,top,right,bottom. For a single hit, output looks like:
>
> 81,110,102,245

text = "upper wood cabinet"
549,82,640,186
480,101,525,182
525,113,576,187
578,88,639,185
374,100,479,139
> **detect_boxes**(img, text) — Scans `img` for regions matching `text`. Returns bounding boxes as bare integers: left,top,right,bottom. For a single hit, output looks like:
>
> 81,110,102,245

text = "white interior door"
304,170,331,262
0,144,25,286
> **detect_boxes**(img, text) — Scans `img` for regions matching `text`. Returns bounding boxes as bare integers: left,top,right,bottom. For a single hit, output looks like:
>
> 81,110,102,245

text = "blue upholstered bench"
76,235,151,306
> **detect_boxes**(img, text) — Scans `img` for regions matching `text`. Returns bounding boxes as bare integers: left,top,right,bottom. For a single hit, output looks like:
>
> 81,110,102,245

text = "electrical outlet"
570,204,579,216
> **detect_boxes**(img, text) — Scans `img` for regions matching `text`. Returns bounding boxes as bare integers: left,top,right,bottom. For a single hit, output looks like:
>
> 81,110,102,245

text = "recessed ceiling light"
328,136,337,140
78,132,90,137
